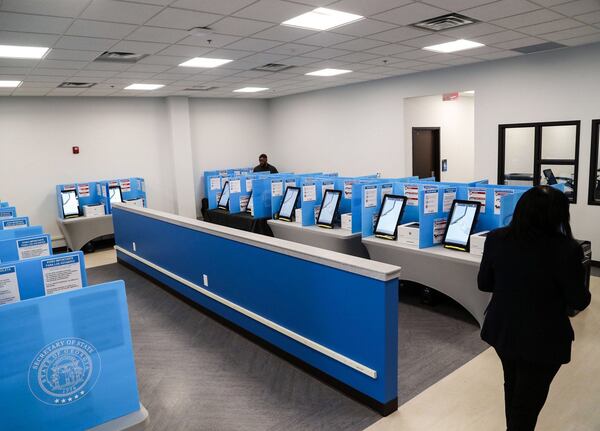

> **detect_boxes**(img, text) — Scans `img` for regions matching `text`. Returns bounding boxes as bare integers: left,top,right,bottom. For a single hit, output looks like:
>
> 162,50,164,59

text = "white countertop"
268,219,360,238
113,204,401,282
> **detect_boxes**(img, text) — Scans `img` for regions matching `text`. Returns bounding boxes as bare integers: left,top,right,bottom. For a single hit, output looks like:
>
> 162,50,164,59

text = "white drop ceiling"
0,0,599,98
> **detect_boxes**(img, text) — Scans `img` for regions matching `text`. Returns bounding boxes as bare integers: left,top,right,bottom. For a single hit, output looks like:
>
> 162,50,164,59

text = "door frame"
412,127,441,181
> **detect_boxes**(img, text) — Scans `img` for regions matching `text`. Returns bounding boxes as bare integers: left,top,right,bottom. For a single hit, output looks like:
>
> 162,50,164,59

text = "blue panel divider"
0,234,52,263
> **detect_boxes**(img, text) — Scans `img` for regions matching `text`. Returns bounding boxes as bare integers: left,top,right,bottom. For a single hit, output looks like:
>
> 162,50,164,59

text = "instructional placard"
0,266,20,305
433,218,447,244
344,181,354,199
321,182,334,196
494,189,514,215
302,184,317,202
271,181,283,197
245,179,253,192
364,186,377,208
468,188,487,213
119,179,131,192
209,177,221,191
240,195,250,212
41,255,83,296
423,188,439,214
443,188,457,213
2,218,28,230
78,183,90,197
229,179,241,193
17,236,51,260
0,210,14,220
404,185,419,206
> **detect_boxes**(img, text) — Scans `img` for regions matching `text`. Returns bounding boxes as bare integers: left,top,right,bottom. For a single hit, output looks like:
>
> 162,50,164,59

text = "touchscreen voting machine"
374,195,407,240
277,186,300,222
443,200,481,252
316,189,342,228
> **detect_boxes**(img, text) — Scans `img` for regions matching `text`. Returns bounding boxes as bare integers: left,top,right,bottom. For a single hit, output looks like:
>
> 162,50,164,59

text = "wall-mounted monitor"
61,190,81,218
277,186,300,222
218,181,231,210
374,195,407,240
443,200,481,252
109,185,123,204
316,189,342,228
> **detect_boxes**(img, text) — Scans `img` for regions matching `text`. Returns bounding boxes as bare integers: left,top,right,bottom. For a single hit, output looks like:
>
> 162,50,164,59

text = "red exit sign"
442,92,459,101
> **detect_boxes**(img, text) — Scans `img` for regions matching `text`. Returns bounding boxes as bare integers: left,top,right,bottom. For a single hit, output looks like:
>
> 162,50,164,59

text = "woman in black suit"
478,185,591,431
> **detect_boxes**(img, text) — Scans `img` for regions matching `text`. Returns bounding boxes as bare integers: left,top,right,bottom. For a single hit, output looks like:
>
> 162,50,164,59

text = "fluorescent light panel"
234,87,269,93
306,68,352,77
179,57,233,68
282,7,363,31
0,80,22,88
124,83,164,90
423,39,484,53
0,44,49,59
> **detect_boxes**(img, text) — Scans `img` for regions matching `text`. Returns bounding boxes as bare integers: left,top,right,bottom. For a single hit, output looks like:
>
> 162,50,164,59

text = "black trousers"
497,351,561,431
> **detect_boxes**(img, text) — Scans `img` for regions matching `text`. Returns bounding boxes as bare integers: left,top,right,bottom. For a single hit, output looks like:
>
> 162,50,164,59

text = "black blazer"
478,227,591,364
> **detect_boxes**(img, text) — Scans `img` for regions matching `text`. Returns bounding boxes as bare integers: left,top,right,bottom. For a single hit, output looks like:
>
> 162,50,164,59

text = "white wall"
268,42,600,256
404,94,474,182
189,98,269,211
0,97,176,244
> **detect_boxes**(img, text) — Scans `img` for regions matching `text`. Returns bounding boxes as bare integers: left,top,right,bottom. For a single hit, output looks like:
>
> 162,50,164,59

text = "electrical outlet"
203,274,208,287
132,242,136,252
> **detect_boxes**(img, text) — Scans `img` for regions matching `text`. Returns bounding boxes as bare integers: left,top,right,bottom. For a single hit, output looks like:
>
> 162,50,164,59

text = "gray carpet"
87,263,486,431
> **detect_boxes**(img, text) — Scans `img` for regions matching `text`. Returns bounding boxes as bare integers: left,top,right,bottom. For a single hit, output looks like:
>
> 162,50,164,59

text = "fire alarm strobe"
72,146,80,154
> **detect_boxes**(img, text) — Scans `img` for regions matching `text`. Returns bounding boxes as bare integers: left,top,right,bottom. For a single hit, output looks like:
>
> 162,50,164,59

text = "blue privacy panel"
1,216,30,230
0,281,140,431
1,202,9,208
0,226,43,241
0,251,87,301
0,234,52,263
0,206,17,219
113,208,398,406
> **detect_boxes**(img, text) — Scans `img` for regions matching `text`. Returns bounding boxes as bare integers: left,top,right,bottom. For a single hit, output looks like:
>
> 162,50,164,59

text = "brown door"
412,128,440,181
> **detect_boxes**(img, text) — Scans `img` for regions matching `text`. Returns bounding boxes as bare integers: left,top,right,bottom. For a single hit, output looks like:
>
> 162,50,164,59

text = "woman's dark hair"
509,185,573,240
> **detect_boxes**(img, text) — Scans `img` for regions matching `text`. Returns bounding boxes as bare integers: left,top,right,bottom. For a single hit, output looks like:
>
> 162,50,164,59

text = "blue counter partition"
0,225,43,241
112,203,401,415
0,280,141,430
0,234,52,263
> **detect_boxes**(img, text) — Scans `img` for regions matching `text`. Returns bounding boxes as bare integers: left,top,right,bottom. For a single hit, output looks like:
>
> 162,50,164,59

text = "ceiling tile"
365,43,414,55
84,61,131,71
473,30,526,44
492,36,546,49
17,75,64,82
233,52,289,67
331,19,398,37
202,48,256,60
542,25,600,40
369,26,431,43
559,32,600,45
475,50,522,59
109,40,169,54
332,38,387,51
36,59,88,69
12,88,52,96
146,8,223,30
72,70,119,78
441,22,505,38
211,17,275,37
491,9,563,28
373,3,450,26
529,0,571,5
0,58,37,67
518,18,582,35
326,0,413,16
265,43,319,55
403,33,456,48
462,0,541,21
0,31,60,46
54,36,118,51
552,0,600,16
116,71,157,79
333,51,379,62
178,34,242,48
126,26,189,44
170,0,256,15
125,63,169,73
575,10,600,24
418,0,498,10
245,23,313,44
234,0,313,23
32,68,78,76
45,49,101,62
81,0,163,24
303,47,351,58
155,44,213,57
66,20,137,39
224,38,284,52
283,56,321,65
393,49,438,59
0,12,72,34
0,0,91,17
295,32,355,47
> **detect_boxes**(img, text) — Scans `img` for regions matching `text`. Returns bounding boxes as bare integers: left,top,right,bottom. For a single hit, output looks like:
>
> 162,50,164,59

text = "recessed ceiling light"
124,83,164,90
179,57,233,68
0,80,22,88
423,39,484,53
234,87,269,93
306,68,352,77
282,7,363,31
0,45,49,59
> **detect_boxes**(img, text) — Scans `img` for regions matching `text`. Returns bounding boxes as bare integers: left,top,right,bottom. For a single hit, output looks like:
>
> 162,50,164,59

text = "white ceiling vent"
58,82,96,88
94,51,148,63
252,63,294,72
412,13,477,32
